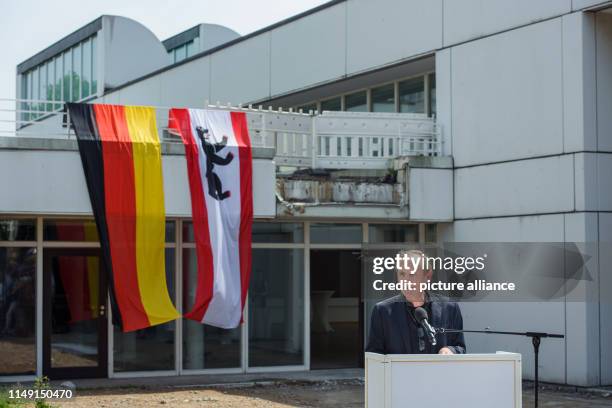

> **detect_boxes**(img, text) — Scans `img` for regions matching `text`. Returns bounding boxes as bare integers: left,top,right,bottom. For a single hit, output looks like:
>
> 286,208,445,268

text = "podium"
365,352,522,408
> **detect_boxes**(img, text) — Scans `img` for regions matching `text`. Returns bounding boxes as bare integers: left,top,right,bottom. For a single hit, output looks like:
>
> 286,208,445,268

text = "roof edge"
103,0,347,94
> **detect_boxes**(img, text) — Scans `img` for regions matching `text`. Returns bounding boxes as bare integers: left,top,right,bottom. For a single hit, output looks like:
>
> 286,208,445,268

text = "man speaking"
366,249,466,355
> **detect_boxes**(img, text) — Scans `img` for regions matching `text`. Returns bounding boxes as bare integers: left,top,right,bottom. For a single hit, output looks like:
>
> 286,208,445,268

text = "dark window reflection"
320,97,341,112
368,224,419,243
252,223,304,243
0,248,36,375
43,219,99,242
0,220,36,241
345,91,367,112
310,223,362,244
43,219,175,243
49,253,101,369
399,77,425,114
425,224,437,243
249,249,304,367
182,248,241,370
371,84,395,113
113,249,176,372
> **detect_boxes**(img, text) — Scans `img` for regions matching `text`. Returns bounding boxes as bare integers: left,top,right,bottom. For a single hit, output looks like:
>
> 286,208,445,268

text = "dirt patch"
54,381,363,408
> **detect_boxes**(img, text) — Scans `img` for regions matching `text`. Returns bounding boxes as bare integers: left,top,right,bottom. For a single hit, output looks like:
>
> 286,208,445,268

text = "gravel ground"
55,381,363,408
10,381,612,407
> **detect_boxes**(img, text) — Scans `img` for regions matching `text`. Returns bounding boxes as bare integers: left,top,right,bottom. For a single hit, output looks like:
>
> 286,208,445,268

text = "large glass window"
113,248,176,372
0,247,36,375
345,91,367,112
399,77,425,114
310,223,362,244
371,84,395,112
249,249,304,367
320,97,341,112
182,248,241,370
368,224,419,243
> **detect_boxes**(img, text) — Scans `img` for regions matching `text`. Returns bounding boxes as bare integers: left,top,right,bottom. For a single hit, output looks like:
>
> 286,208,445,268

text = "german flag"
68,103,179,332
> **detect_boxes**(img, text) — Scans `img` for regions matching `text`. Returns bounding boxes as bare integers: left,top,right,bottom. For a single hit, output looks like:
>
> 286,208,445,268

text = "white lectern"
365,352,522,408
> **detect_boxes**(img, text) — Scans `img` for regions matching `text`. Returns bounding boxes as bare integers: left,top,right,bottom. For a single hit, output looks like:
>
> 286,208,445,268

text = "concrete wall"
102,16,169,90
438,9,612,386
443,0,571,46
0,150,276,218
408,168,453,221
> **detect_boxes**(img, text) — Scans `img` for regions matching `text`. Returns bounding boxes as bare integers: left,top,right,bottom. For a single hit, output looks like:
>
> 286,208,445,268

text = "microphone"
414,307,437,346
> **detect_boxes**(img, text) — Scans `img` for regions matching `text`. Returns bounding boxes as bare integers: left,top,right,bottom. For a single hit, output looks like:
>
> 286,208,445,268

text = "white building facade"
1,0,611,387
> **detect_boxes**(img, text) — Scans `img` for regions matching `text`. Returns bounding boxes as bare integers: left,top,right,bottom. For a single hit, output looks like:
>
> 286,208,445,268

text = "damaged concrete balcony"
242,109,453,222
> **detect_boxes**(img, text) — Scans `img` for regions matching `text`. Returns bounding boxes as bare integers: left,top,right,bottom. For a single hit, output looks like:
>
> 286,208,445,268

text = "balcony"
1,100,452,221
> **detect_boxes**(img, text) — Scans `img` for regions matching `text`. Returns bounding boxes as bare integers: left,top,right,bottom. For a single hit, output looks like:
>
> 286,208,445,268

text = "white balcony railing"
3,99,441,170
243,109,441,170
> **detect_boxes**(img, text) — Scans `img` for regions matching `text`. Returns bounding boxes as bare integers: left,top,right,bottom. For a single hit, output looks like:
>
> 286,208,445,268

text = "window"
82,39,91,98
113,249,176,372
54,56,63,104
91,36,97,95
20,34,97,120
185,40,196,58
249,249,304,367
428,73,436,117
63,51,71,103
310,223,362,244
371,84,395,112
345,91,367,112
0,248,36,375
183,248,241,370
399,77,425,113
252,222,304,243
0,219,36,241
425,224,437,243
320,97,341,112
43,219,99,241
368,224,419,243
72,44,81,101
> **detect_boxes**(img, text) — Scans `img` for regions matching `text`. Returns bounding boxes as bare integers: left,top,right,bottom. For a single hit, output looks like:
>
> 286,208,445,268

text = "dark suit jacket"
366,294,466,354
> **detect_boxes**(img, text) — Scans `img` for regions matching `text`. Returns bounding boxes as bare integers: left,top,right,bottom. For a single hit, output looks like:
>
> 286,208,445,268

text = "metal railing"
1,99,442,170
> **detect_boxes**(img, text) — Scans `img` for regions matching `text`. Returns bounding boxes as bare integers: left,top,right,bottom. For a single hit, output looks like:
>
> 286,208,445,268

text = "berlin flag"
168,108,253,329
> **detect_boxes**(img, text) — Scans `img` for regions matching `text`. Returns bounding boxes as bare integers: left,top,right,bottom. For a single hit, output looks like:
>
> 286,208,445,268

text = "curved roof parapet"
162,23,240,55
101,15,169,90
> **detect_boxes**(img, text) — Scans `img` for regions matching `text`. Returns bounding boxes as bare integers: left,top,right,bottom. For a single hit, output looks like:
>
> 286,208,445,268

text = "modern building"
1,0,611,387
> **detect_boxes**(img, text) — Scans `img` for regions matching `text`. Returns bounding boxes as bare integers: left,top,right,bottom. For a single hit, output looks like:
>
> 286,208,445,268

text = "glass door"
43,249,107,379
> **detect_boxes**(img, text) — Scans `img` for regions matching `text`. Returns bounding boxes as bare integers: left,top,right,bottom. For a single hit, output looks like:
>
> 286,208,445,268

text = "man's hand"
438,347,454,355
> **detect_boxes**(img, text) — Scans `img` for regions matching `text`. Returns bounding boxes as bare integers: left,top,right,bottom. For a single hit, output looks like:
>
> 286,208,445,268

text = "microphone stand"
435,328,564,408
